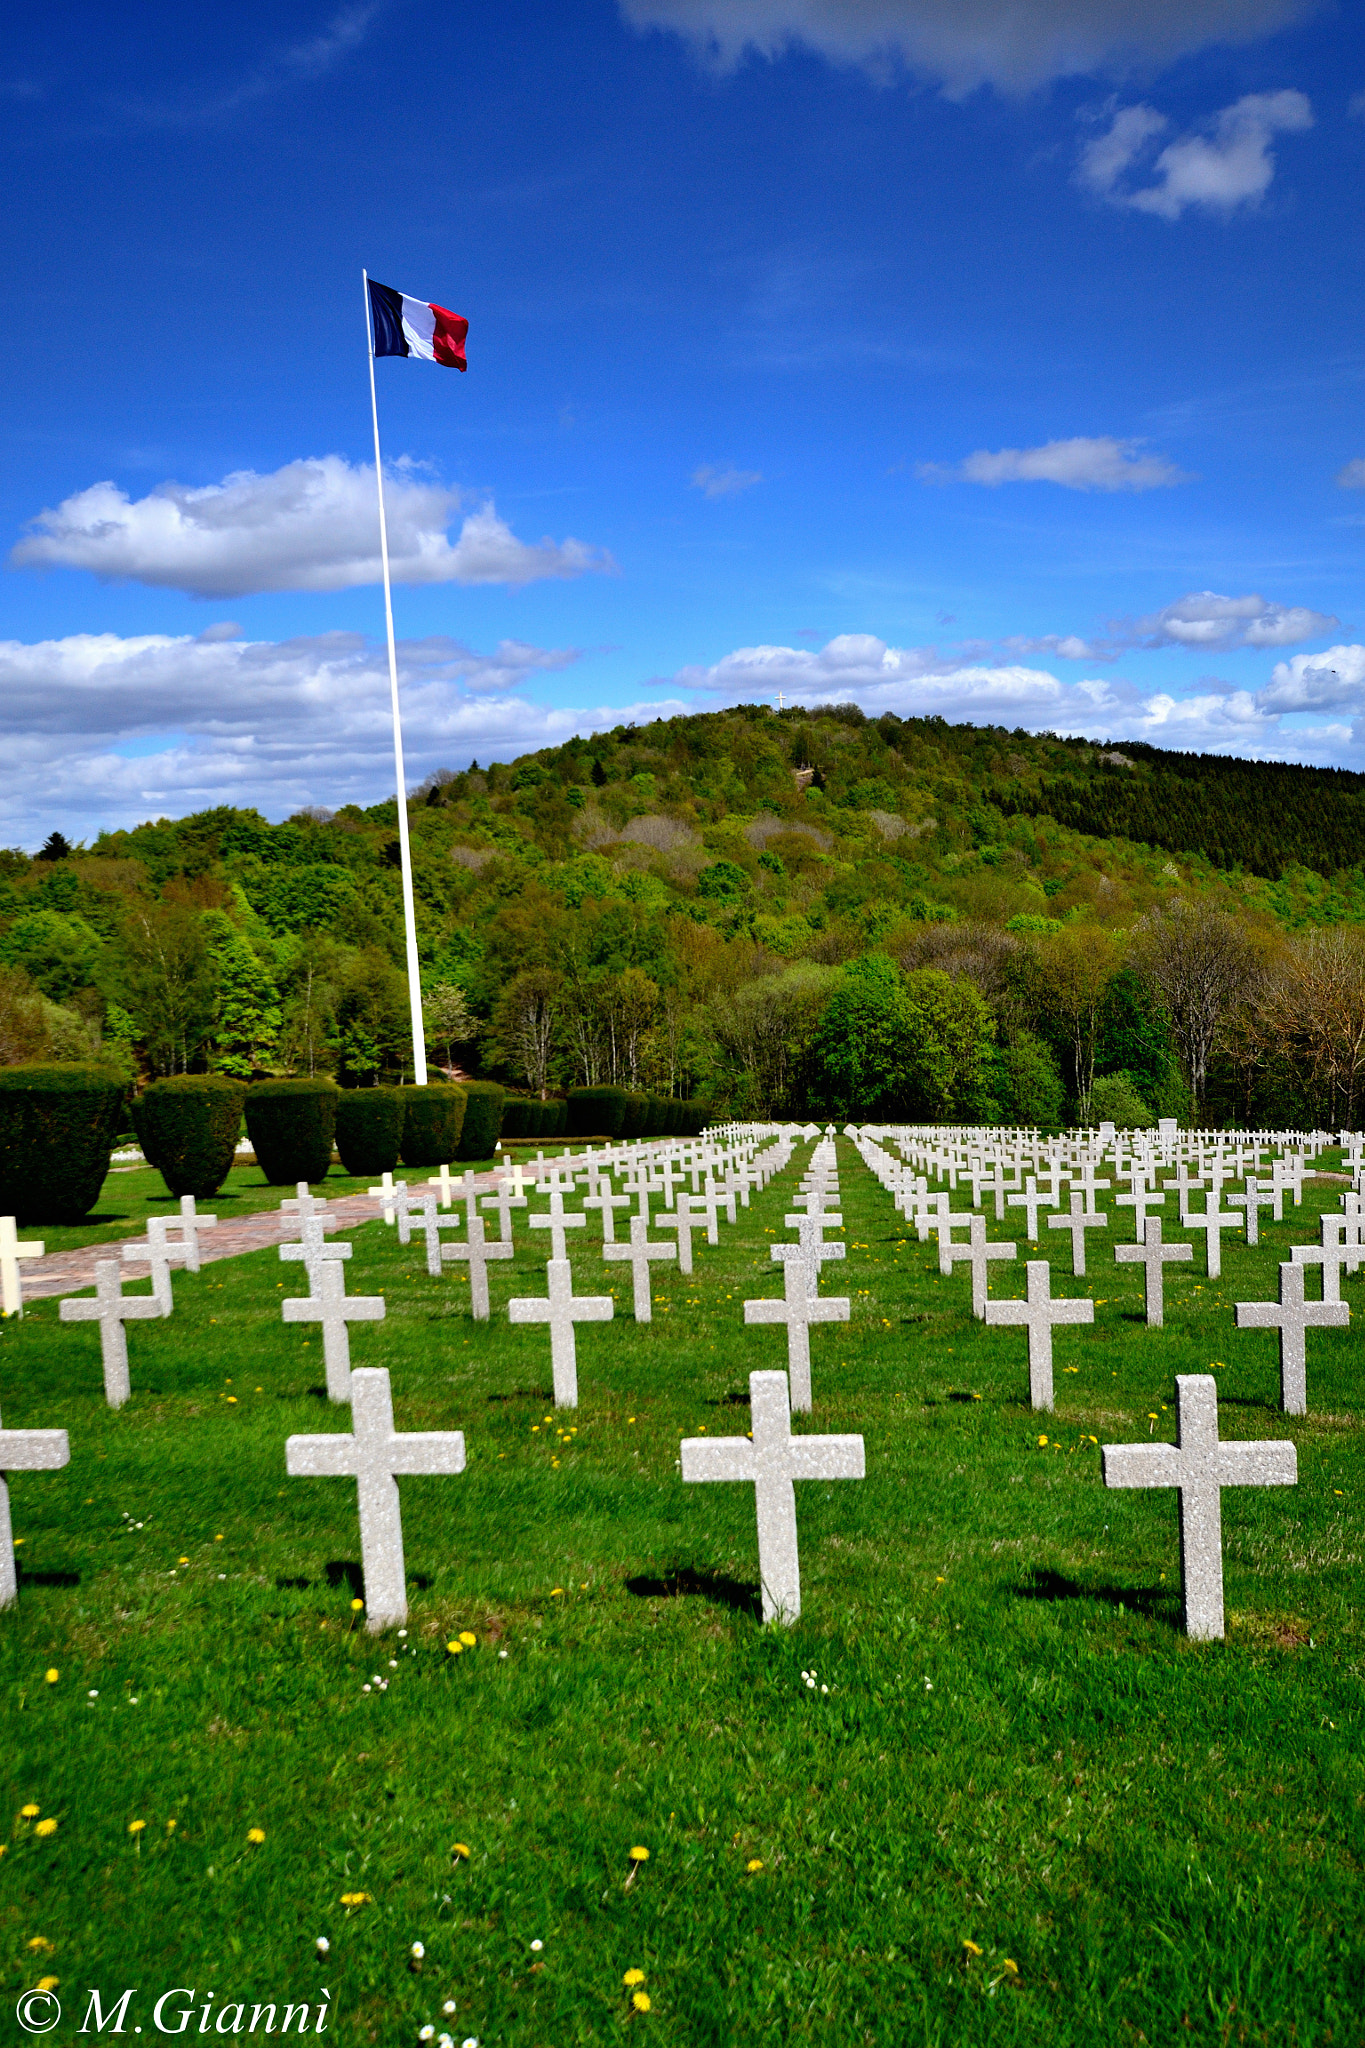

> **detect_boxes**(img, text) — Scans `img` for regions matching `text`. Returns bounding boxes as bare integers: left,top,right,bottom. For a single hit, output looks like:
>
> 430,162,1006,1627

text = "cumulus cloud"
10,456,615,599
692,465,763,498
918,436,1187,492
1132,590,1338,649
1080,90,1312,218
620,0,1316,96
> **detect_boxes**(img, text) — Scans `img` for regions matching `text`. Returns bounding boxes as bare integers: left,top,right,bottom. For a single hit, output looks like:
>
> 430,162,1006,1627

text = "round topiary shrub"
399,1082,467,1168
566,1085,626,1138
244,1077,339,1186
129,1092,163,1169
334,1086,406,1177
135,1075,246,1199
0,1063,126,1223
456,1079,506,1161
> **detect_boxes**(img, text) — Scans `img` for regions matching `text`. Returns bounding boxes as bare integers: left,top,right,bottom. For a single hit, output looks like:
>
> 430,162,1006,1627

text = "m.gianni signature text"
77,1987,331,2033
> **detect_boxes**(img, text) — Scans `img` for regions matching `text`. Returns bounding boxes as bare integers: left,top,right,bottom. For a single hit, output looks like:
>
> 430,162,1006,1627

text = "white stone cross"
281,1182,329,1222
656,1192,699,1274
743,1255,850,1412
121,1216,186,1315
166,1195,216,1274
1235,1261,1349,1414
1113,1218,1194,1327
1073,1159,1112,1206
0,1398,70,1609
58,1258,161,1407
1162,1161,1205,1224
1102,1374,1296,1640
481,1175,527,1245
944,1212,1017,1316
443,1213,513,1319
529,1186,586,1262
426,1162,456,1209
279,1215,350,1290
584,1175,632,1244
983,1260,1093,1410
1183,1193,1242,1279
1115,1183,1165,1244
282,1259,386,1403
680,1369,863,1626
1290,1216,1350,1303
775,1215,846,1295
603,1213,676,1320
1047,1192,1108,1278
508,1258,613,1408
691,1183,722,1246
398,1190,444,1275
368,1172,400,1224
0,1217,44,1319
1005,1177,1046,1241
1228,1176,1275,1246
285,1366,464,1632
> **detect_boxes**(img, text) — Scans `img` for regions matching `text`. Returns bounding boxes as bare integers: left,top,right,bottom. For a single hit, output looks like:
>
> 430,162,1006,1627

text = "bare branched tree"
1264,926,1365,1126
1132,900,1259,1114
490,968,561,1097
423,982,482,1074
1037,926,1120,1120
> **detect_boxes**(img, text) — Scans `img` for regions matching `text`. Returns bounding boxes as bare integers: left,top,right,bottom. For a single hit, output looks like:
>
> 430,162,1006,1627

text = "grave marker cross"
656,1192,699,1274
507,1258,613,1408
1115,1184,1166,1244
120,1216,186,1315
282,1260,386,1403
983,1260,1093,1411
1005,1177,1046,1241
680,1369,864,1625
603,1214,676,1321
1229,1176,1275,1247
583,1177,631,1245
279,1216,350,1291
1235,1261,1349,1414
1047,1192,1108,1279
58,1258,161,1406
1290,1216,1350,1303
1102,1374,1295,1640
481,1176,527,1245
285,1367,465,1632
743,1255,850,1412
1182,1194,1242,1279
1113,1218,1193,1327
944,1211,1017,1316
443,1212,514,1319
0,1399,70,1609
0,1218,43,1319
529,1187,586,1262
167,1196,216,1274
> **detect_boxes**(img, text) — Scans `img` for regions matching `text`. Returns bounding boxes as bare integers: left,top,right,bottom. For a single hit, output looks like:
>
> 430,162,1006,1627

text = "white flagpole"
363,269,427,1087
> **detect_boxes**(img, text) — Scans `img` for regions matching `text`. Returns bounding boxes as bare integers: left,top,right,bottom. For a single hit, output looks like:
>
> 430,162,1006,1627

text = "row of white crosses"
854,1126,1314,1641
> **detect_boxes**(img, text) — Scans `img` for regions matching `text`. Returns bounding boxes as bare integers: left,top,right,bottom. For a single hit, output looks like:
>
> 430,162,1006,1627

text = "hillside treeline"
4,703,1365,1127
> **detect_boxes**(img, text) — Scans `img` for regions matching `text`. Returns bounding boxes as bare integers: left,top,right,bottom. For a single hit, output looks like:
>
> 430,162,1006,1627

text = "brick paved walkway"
18,1156,588,1305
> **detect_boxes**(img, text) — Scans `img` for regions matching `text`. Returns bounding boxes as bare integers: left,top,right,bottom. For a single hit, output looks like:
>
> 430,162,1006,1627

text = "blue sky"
3,0,1364,846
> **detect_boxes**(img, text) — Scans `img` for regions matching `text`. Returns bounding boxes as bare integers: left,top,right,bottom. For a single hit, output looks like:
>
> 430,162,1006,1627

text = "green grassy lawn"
2,1143,1363,2044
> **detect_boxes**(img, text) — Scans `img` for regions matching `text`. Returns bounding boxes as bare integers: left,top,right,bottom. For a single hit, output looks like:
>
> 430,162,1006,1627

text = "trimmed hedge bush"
456,1080,505,1161
567,1086,626,1138
499,1097,533,1140
541,1098,567,1140
0,1063,126,1223
244,1078,339,1186
334,1087,406,1177
621,1091,649,1140
135,1076,246,1199
399,1082,467,1168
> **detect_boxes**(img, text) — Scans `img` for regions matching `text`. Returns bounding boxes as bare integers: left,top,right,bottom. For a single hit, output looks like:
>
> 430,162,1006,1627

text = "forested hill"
4,702,1365,1127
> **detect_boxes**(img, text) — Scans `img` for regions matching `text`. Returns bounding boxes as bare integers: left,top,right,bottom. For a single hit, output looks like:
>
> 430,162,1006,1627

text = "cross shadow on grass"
486,1389,554,1404
16,1567,80,1589
1014,1564,1181,1625
625,1565,761,1621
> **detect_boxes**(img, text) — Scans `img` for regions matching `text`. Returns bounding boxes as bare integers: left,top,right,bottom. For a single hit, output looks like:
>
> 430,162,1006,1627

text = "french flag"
368,278,468,370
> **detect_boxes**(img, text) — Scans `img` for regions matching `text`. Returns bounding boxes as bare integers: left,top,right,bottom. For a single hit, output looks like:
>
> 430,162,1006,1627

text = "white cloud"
692,464,763,498
1081,90,1313,218
1261,642,1365,712
620,0,1316,96
919,436,1187,492
10,456,615,599
1133,590,1338,649
1336,458,1365,489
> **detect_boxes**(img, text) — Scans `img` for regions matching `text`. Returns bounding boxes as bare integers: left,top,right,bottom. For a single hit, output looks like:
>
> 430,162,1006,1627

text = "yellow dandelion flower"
551,1587,564,1597
339,1891,370,1906
34,1818,57,1838
632,1991,651,2013
127,1820,146,1835
962,1939,982,1957
623,1969,645,1986
20,1803,39,1818
447,1640,464,1655
1036,1435,1048,1447
166,1819,178,1832
452,1842,470,1860
459,1631,476,1646
1002,1958,1019,1975
26,1937,54,1952
350,1598,364,1611
246,1827,265,1844
628,1845,650,1862
746,1858,763,1873
36,1976,59,1992
44,1668,59,1684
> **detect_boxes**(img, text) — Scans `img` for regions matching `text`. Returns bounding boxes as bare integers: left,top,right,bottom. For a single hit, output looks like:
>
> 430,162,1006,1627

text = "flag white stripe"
399,295,436,362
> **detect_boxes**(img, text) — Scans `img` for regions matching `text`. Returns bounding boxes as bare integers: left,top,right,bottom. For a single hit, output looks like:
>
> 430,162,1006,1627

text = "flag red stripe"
430,304,468,371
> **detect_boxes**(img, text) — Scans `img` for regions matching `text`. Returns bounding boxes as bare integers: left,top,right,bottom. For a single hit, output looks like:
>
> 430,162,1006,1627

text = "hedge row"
0,1064,126,1223
133,1076,246,1198
566,1087,707,1138
501,1097,567,1141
